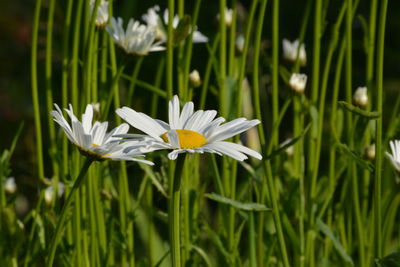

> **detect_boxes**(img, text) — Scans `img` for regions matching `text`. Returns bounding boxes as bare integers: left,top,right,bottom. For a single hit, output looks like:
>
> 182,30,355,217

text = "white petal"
207,119,260,143
91,121,108,145
166,129,180,148
203,142,247,161
168,149,187,160
81,104,94,134
213,141,262,160
193,30,208,43
103,123,129,143
199,117,225,135
188,110,217,132
179,101,194,127
169,95,180,129
116,107,165,141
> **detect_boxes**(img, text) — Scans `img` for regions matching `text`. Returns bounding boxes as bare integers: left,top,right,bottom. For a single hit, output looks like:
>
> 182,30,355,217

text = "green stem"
127,57,144,106
31,0,44,181
167,0,174,100
71,0,84,111
271,0,279,146
169,154,187,267
219,0,227,117
374,0,388,258
46,159,93,267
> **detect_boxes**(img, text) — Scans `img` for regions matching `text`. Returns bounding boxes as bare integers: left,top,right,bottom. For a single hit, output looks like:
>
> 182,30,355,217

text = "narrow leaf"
336,141,374,172
375,252,400,267
139,164,168,198
339,101,381,119
317,219,354,266
204,193,270,212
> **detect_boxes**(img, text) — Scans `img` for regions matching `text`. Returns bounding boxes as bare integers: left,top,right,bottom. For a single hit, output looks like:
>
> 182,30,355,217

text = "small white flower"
90,0,109,27
386,140,400,172
106,17,165,56
217,7,233,27
142,5,208,43
236,34,245,53
51,103,154,165
289,73,307,93
353,86,368,108
189,69,201,88
282,39,307,65
4,177,17,194
44,183,64,206
116,95,262,161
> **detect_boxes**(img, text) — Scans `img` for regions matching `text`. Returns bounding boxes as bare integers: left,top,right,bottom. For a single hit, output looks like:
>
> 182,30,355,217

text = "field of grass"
1,0,400,266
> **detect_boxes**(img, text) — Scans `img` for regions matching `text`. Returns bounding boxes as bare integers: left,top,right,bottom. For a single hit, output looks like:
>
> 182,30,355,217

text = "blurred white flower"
282,39,306,65
236,34,245,53
106,17,165,56
142,5,208,43
189,69,201,88
90,0,109,27
289,73,307,93
4,177,17,194
44,183,65,206
281,139,294,157
353,86,368,108
51,103,154,164
217,7,233,27
117,95,262,161
386,140,400,172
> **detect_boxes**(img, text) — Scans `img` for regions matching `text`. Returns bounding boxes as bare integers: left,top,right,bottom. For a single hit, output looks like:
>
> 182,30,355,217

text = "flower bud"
353,87,368,108
44,183,65,206
282,39,307,65
236,35,245,53
189,70,202,88
364,144,375,161
4,177,16,194
217,7,233,27
289,73,307,93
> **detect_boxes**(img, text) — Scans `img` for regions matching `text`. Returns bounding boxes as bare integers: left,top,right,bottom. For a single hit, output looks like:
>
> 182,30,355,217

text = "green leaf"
173,15,192,45
339,101,381,119
204,193,270,212
375,252,400,267
316,219,354,266
266,124,311,160
336,141,374,172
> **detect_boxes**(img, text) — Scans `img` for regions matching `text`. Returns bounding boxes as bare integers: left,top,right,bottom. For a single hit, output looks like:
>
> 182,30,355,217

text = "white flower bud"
90,0,109,27
353,87,368,108
236,35,245,53
189,70,202,88
364,144,375,161
282,39,307,65
217,7,233,27
289,73,307,93
4,177,17,194
281,138,294,157
44,183,65,206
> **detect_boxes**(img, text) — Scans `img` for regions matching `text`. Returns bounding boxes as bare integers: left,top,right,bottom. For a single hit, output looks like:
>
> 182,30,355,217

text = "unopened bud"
4,177,16,194
217,7,233,27
282,39,307,65
189,70,202,88
289,73,307,93
364,144,375,161
236,35,245,53
44,183,65,206
353,87,368,108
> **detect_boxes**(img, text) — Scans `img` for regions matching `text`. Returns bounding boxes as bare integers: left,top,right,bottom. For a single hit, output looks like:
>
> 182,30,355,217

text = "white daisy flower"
289,73,307,93
90,0,109,27
51,103,154,165
106,17,165,56
282,39,307,65
142,5,208,43
116,95,262,161
353,86,368,108
386,140,400,172
4,177,17,194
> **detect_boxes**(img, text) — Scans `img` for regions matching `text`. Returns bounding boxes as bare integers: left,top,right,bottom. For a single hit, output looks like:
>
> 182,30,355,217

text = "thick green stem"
374,0,388,258
46,159,93,267
169,154,187,267
31,0,44,181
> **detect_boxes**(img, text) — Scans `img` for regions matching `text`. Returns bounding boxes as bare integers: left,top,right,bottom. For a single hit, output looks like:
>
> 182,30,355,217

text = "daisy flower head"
142,5,208,43
386,140,400,172
51,103,154,165
282,39,307,65
106,17,165,56
116,95,262,161
90,0,109,27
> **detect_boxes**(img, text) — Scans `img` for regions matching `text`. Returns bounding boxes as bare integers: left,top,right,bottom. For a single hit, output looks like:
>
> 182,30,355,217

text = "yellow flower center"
91,143,99,147
161,129,207,149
